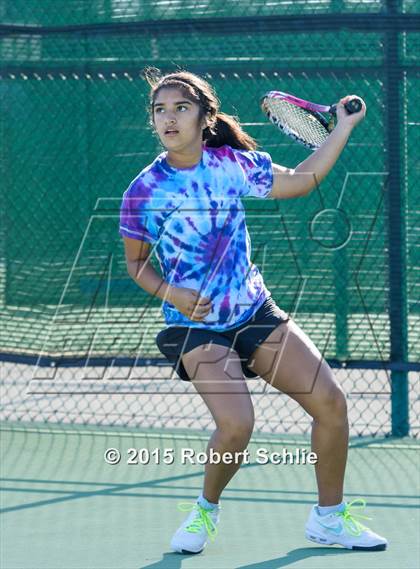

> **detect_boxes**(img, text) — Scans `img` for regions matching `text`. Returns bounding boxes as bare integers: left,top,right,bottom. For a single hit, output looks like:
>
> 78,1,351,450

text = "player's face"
152,88,207,152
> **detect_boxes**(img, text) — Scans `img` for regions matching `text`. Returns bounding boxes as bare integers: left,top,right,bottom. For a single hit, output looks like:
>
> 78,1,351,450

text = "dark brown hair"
143,67,258,151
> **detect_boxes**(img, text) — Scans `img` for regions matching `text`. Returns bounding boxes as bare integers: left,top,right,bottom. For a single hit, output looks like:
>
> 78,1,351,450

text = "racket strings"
264,98,329,149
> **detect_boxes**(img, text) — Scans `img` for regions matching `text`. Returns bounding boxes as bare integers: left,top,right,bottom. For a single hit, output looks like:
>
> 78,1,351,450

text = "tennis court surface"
1,0,419,568
1,424,419,569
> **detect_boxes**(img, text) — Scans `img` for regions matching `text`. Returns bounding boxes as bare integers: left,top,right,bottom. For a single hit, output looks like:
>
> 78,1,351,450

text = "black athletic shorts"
156,296,290,382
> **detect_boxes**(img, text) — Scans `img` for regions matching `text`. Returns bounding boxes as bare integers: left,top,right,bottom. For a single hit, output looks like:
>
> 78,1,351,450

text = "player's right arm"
122,237,212,321
123,237,212,321
123,236,173,303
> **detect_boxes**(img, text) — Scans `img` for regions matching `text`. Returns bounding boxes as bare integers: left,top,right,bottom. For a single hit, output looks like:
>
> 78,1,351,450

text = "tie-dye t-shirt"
119,144,273,332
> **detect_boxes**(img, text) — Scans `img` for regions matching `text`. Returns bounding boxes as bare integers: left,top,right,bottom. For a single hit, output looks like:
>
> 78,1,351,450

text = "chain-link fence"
1,0,419,437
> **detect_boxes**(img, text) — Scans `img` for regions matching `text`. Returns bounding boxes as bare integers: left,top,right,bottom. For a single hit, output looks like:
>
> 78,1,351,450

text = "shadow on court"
140,551,204,569
237,547,357,568
140,547,354,569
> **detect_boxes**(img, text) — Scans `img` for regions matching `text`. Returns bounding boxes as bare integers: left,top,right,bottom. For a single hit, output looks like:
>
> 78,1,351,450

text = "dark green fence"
1,0,419,437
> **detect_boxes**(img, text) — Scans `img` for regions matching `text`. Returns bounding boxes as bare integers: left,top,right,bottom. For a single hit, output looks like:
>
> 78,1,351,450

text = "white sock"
317,501,345,516
197,493,219,511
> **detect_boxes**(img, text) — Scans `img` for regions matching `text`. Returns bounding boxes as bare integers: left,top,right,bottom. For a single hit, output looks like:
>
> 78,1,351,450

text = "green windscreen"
1,0,419,437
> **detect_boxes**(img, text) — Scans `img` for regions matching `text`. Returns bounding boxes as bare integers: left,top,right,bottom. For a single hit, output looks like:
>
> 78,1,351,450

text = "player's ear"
201,116,209,130
202,113,215,131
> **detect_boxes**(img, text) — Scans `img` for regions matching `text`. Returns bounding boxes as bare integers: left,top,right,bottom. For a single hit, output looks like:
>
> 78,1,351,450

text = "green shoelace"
177,503,219,541
336,498,372,536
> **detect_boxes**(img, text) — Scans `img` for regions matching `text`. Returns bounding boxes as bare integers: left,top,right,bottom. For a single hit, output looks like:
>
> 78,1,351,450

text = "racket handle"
330,97,362,115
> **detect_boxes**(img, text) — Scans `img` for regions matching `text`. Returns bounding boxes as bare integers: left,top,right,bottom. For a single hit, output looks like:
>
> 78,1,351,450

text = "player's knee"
321,385,348,424
311,376,347,425
217,417,254,449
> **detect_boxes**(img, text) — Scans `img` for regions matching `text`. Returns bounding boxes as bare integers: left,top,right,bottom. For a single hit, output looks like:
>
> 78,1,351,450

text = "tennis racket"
261,90,362,150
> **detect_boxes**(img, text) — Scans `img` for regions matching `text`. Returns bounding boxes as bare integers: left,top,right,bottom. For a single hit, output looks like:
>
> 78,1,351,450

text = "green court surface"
1,425,419,569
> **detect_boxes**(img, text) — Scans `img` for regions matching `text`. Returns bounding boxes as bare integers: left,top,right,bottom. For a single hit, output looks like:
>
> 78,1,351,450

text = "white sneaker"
305,499,388,550
170,501,220,554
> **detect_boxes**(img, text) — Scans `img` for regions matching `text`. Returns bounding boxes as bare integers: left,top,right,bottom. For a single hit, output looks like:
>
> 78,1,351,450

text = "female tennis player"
119,68,388,554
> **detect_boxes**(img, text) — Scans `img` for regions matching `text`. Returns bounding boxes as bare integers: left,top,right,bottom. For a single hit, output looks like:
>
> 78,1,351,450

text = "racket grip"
345,98,362,114
330,97,362,115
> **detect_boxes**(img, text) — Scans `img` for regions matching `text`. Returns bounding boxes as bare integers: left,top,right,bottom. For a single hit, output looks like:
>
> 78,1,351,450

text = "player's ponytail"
144,67,258,151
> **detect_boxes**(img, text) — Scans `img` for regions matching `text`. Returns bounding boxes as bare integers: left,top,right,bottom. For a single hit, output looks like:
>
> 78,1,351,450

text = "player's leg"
249,319,347,504
171,342,254,554
182,343,255,504
248,318,387,550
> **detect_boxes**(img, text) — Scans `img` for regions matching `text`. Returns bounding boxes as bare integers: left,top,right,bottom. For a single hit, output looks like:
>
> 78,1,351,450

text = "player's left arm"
268,95,366,200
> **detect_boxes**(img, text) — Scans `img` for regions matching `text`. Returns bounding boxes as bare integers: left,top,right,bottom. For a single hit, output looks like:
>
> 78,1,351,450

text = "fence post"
334,244,349,360
385,0,409,437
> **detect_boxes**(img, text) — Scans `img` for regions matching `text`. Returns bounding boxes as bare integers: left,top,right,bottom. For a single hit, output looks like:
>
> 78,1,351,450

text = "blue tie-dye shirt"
119,144,273,331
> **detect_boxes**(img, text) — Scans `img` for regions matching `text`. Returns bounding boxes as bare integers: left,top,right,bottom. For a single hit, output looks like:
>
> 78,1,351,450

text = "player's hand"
169,286,213,321
336,95,366,129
